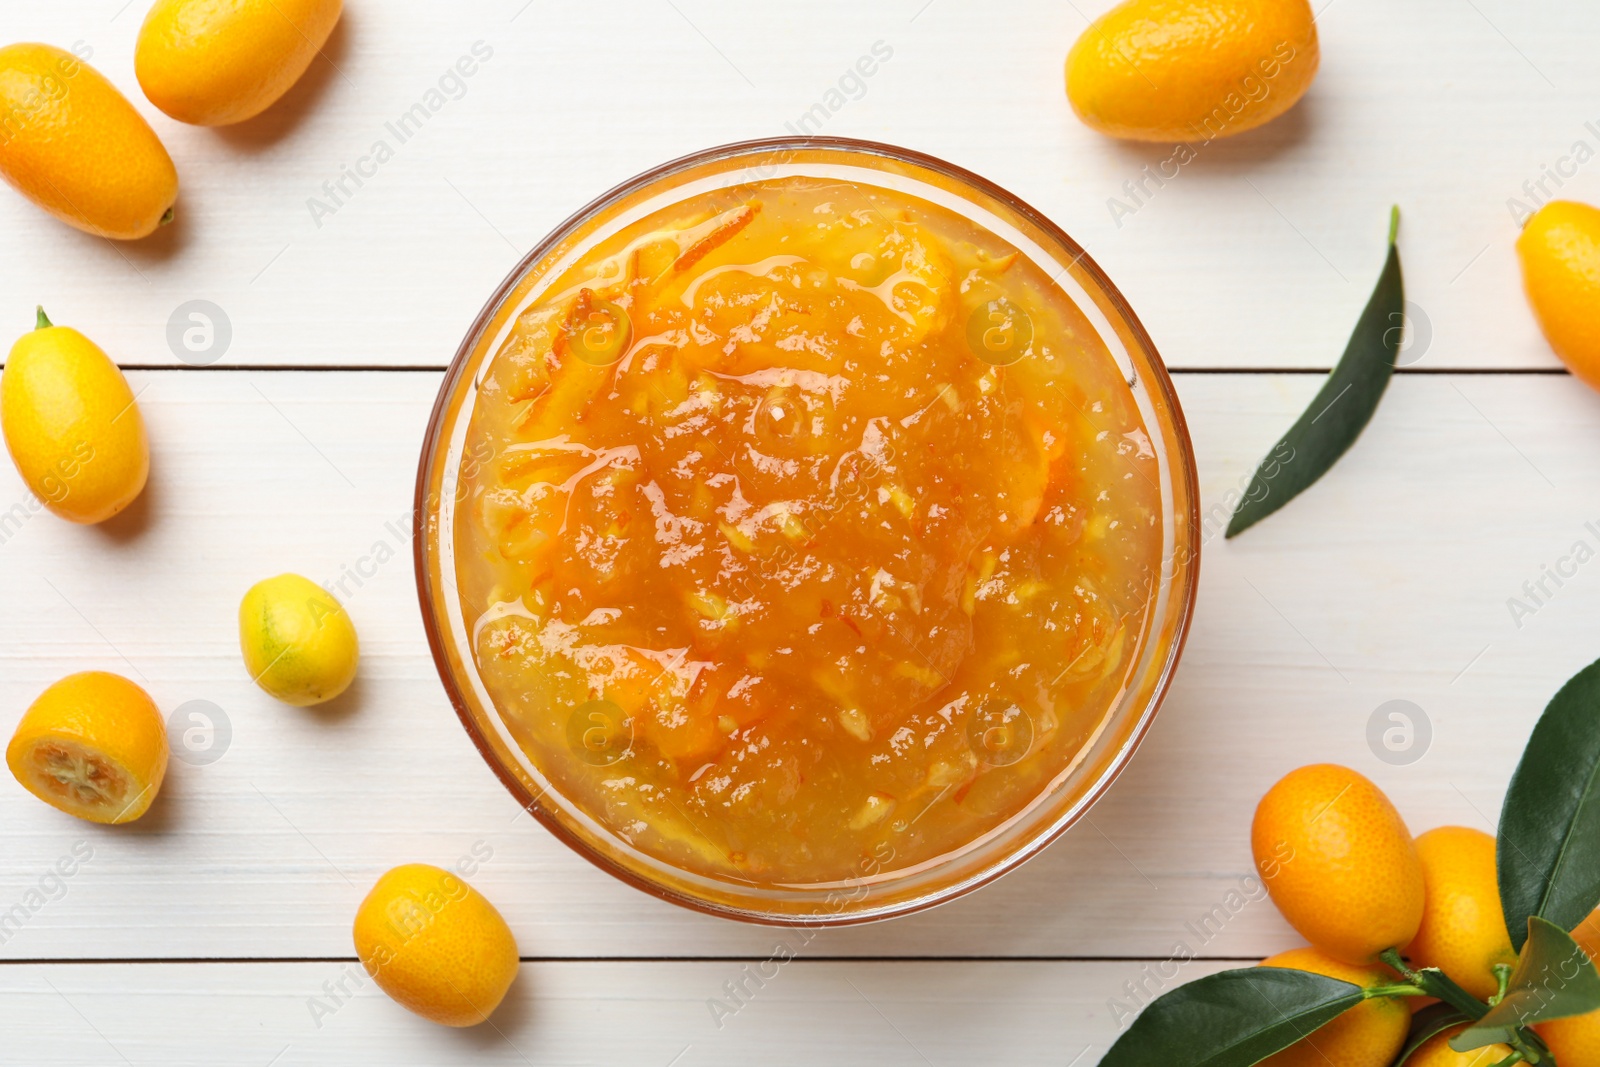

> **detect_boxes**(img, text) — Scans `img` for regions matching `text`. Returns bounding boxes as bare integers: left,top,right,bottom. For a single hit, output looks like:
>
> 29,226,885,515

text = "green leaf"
1394,1004,1470,1066
1099,967,1364,1067
1498,654,1600,952
1450,916,1600,1052
1225,206,1404,538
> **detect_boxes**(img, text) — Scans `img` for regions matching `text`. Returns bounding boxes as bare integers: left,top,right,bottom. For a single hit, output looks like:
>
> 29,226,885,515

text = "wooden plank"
0,959,1234,1065
2,369,1598,960
0,1,1594,370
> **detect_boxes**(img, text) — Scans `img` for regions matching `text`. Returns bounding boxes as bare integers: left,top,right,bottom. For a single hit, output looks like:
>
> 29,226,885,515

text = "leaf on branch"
1450,916,1600,1052
1394,1003,1470,1066
1498,654,1600,951
1099,967,1364,1067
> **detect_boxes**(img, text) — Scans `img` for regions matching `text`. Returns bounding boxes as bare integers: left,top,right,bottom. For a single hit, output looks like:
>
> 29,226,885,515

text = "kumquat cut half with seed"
6,671,169,824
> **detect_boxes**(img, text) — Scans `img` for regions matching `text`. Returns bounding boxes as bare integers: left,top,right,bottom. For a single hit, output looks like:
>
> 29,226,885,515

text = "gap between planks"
0,955,1269,966
0,365,1569,375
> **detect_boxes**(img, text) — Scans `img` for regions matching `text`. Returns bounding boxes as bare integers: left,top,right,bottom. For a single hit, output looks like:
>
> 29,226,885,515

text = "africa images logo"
306,41,494,228
1505,121,1600,228
1105,39,1300,229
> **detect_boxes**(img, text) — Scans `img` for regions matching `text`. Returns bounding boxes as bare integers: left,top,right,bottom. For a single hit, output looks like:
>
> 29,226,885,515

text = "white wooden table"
2,1,1597,1062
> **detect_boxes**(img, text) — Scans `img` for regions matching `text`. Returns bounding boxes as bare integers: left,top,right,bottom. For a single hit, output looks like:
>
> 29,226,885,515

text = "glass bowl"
415,137,1200,926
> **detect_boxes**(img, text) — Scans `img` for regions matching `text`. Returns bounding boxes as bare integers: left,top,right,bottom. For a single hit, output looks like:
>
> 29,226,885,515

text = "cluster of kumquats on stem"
1103,656,1600,1067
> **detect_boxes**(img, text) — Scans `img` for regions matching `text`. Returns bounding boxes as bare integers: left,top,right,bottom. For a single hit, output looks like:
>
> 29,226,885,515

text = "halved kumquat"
6,671,169,824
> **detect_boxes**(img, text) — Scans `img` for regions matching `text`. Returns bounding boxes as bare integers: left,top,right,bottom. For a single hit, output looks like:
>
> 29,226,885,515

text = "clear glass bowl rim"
413,135,1202,926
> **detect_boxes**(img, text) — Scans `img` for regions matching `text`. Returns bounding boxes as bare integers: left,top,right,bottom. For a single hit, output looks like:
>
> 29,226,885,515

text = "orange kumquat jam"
456,176,1162,885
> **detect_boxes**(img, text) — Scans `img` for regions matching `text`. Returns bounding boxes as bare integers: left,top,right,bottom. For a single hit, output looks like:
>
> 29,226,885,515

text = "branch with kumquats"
1101,656,1600,1066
